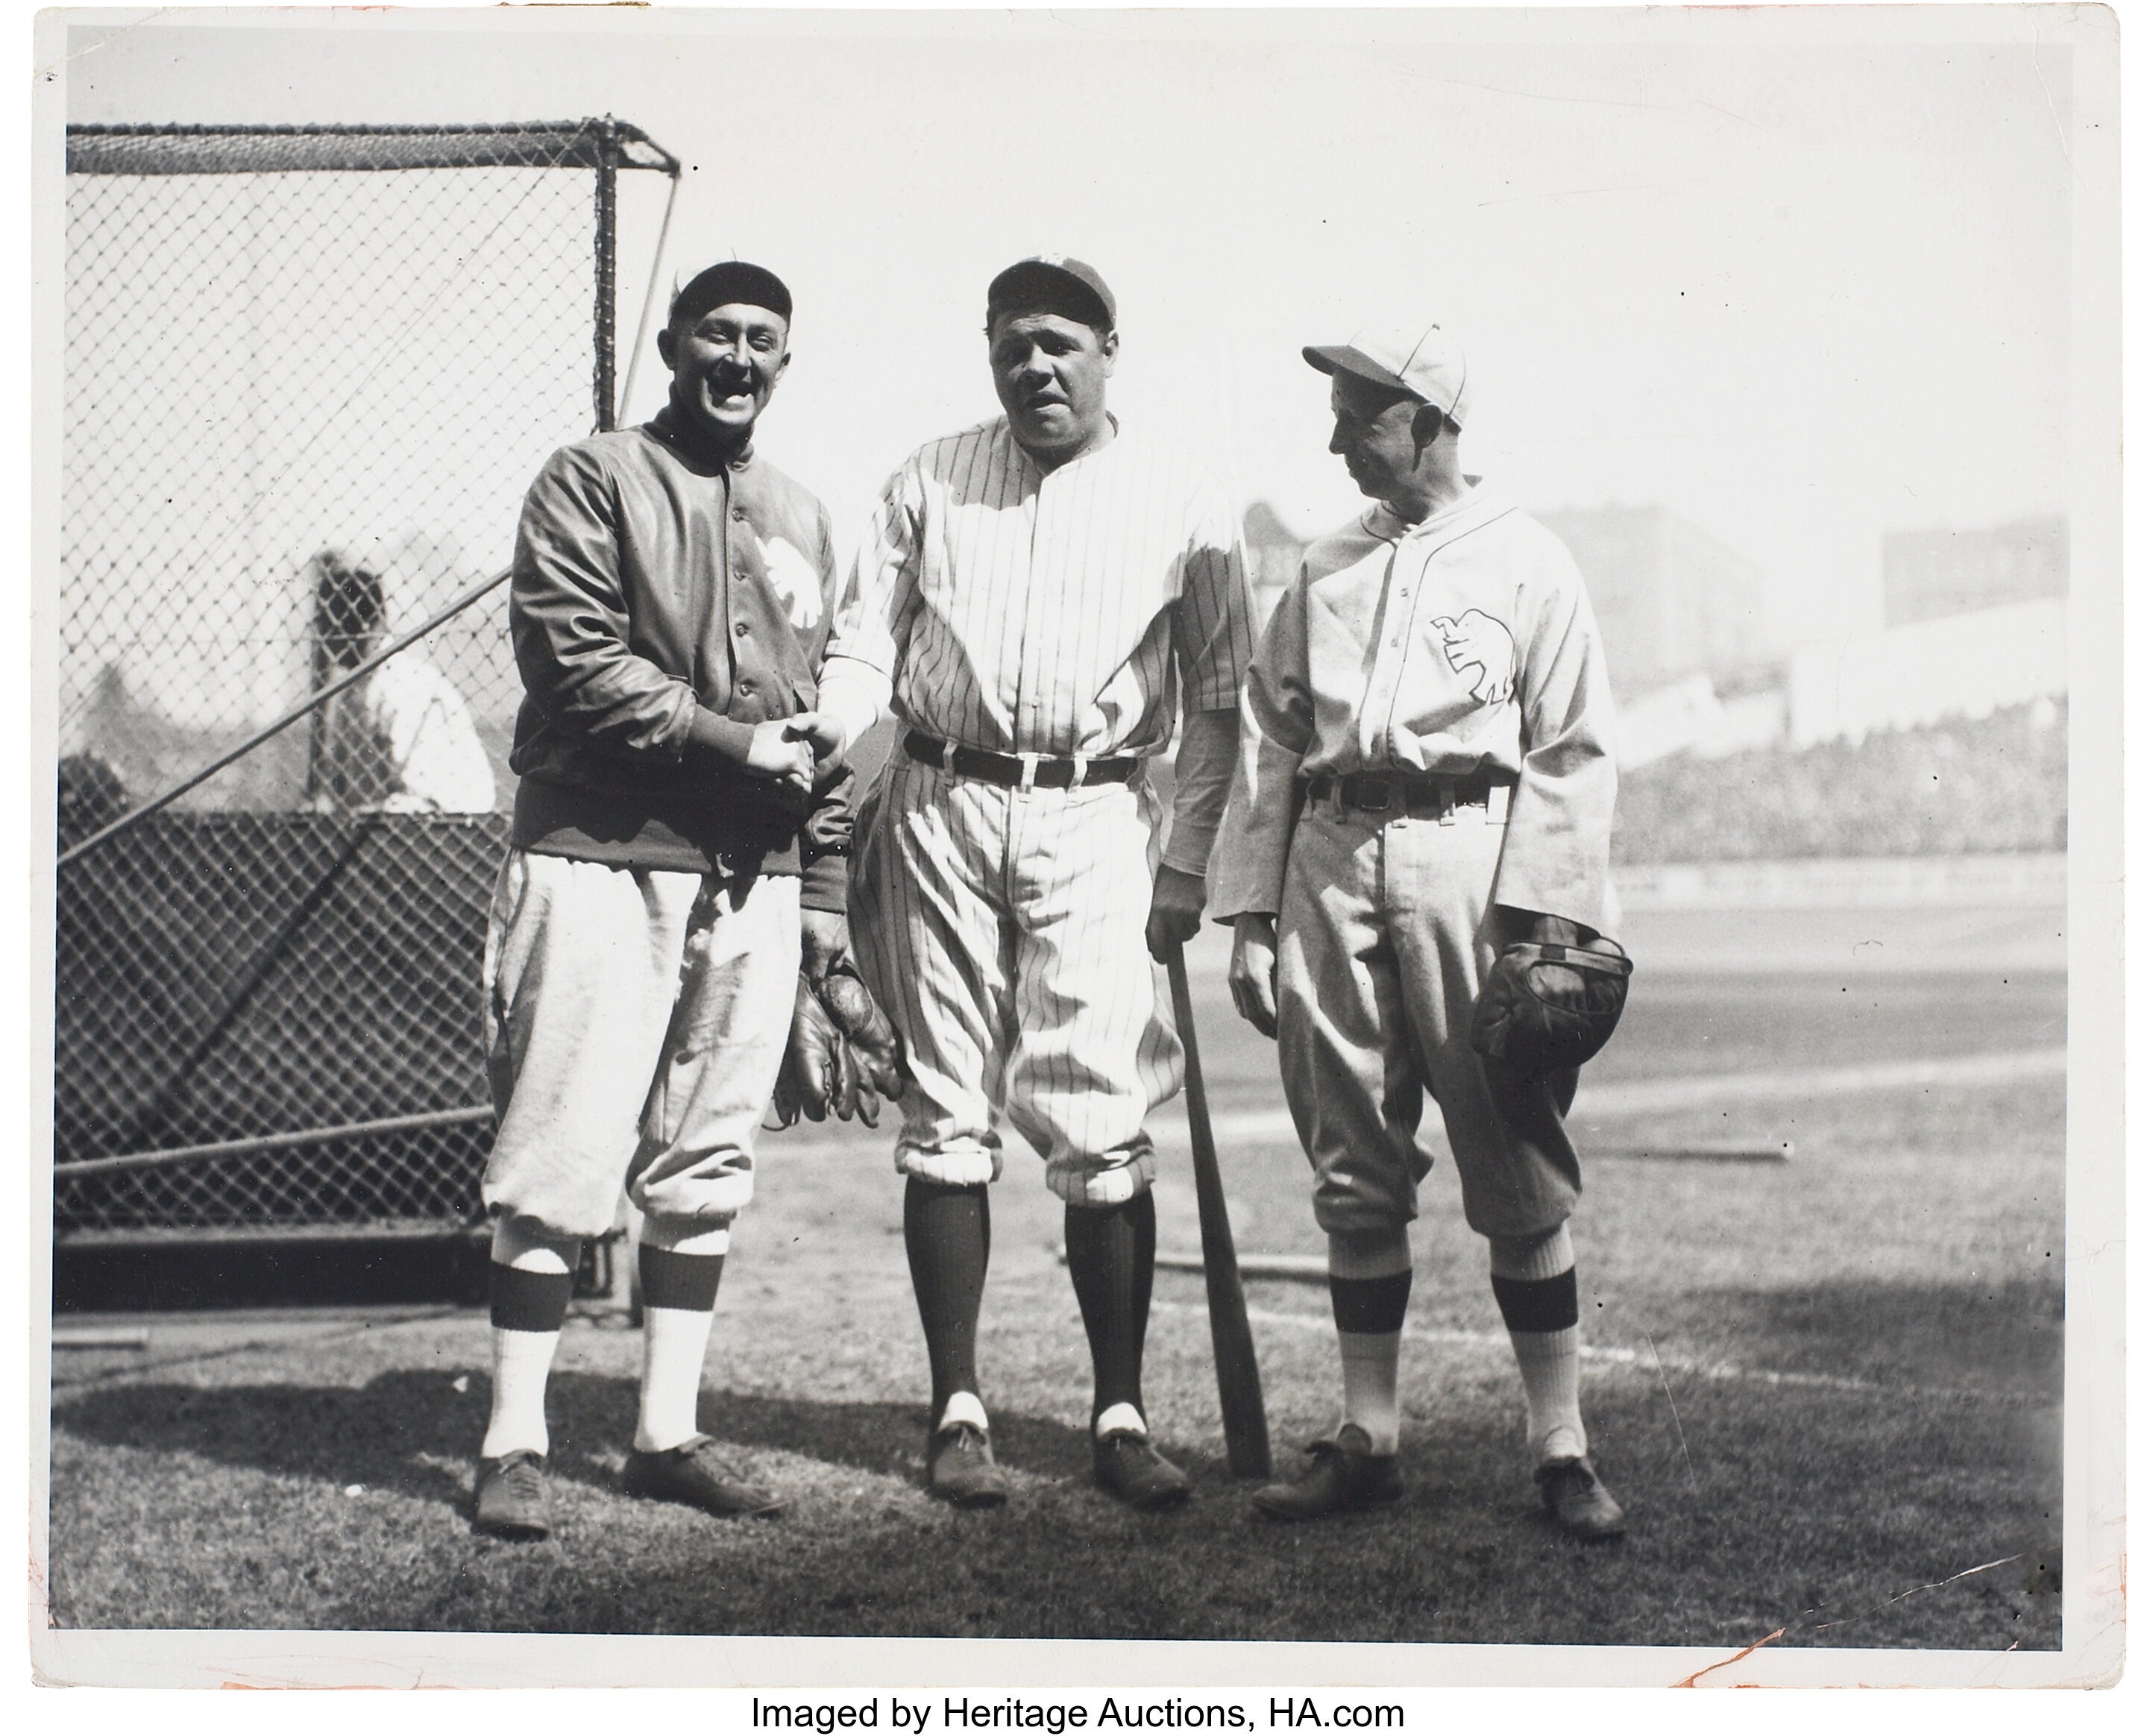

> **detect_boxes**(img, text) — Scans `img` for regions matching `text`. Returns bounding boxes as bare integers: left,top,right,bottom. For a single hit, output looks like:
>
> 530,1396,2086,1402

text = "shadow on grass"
47,1272,2066,1649
50,1367,1101,1507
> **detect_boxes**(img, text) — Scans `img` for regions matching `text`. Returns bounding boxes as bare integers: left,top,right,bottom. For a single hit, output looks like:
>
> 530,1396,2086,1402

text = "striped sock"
480,1242,576,1461
1328,1228,1412,1456
1488,1225,1586,1463
633,1241,727,1454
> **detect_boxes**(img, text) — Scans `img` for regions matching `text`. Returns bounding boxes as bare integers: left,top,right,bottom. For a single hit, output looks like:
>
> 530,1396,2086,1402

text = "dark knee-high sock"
904,1179,990,1425
1064,1192,1156,1428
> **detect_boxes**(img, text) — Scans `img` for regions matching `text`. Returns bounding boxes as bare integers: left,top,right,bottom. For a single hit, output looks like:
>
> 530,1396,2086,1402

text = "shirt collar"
650,400,758,473
1363,477,1506,544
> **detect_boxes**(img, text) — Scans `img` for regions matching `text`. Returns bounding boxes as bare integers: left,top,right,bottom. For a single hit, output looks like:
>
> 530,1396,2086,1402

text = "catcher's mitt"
1471,936,1632,1075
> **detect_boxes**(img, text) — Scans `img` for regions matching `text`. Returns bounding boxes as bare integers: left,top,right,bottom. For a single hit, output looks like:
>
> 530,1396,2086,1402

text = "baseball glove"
772,972,856,1126
815,960,906,1124
770,964,906,1128
1471,935,1632,1075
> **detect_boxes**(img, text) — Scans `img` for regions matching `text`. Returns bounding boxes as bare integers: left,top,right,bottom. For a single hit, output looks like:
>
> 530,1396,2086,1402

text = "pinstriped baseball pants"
849,752,1181,1206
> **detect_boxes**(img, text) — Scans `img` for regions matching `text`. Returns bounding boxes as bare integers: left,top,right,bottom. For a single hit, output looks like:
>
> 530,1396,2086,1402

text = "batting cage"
54,120,679,1286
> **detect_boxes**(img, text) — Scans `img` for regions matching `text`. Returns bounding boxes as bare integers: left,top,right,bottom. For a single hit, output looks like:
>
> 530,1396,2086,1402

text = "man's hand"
800,908,850,984
1228,912,1280,1038
785,711,848,768
745,719,814,793
1145,864,1207,963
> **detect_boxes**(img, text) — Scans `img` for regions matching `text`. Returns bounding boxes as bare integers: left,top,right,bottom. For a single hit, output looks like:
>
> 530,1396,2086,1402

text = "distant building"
1242,503,1304,626
1882,515,2067,626
1785,597,2065,747
1536,505,1777,701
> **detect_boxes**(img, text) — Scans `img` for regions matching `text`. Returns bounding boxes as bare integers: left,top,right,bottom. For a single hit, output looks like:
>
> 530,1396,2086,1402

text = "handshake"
771,958,908,1128
746,711,847,798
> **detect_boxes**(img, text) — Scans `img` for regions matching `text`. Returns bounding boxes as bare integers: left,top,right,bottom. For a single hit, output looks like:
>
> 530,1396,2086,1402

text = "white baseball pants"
481,849,799,1241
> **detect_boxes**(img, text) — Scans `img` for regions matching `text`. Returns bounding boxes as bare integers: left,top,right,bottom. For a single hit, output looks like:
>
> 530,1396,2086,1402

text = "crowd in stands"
1612,699,2067,864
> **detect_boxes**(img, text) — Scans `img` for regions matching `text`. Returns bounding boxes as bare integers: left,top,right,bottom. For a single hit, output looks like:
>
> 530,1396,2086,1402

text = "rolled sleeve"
511,445,707,763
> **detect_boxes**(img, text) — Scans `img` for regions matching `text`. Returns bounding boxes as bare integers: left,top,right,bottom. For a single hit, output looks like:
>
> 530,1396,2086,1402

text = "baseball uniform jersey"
1213,482,1618,1238
825,415,1255,1204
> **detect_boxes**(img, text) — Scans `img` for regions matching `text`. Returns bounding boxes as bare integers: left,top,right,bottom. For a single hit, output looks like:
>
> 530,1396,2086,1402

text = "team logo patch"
1433,608,1516,706
758,535,825,630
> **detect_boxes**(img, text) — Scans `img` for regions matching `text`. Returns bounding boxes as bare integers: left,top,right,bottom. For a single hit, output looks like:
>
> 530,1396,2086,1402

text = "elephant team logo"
758,535,825,630
1433,608,1517,706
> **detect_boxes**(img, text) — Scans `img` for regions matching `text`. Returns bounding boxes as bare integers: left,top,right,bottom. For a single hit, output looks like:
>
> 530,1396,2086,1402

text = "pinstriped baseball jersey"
833,416,1255,1193
823,417,1254,755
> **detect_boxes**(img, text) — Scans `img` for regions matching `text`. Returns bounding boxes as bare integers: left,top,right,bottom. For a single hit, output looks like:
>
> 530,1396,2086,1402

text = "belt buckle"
1351,773,1391,813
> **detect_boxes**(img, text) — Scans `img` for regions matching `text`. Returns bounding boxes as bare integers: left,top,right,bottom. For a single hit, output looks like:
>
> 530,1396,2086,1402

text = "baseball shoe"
926,1421,1011,1509
1251,1425,1404,1522
1092,1429,1191,1511
473,1450,552,1541
623,1435,786,1519
1536,1455,1626,1541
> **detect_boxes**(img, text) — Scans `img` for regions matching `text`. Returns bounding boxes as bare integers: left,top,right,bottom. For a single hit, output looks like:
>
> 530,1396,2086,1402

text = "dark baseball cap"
986,254,1116,332
670,260,793,328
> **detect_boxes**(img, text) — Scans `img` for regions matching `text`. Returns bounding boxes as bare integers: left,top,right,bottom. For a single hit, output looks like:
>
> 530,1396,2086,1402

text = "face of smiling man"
658,301,791,449
989,310,1118,471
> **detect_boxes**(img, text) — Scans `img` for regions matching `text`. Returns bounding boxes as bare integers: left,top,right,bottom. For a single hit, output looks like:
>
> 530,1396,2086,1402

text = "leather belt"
903,730,1141,791
1306,769,1510,814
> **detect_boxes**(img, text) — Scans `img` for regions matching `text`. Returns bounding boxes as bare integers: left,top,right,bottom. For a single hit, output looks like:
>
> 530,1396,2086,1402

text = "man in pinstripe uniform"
802,257,1256,1509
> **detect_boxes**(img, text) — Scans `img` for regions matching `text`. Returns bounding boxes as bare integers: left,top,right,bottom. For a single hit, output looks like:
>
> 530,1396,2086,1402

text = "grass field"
43,911,2066,1655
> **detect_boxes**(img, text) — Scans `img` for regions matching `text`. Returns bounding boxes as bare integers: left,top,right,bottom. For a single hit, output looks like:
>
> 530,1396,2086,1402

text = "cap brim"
1302,344,1412,394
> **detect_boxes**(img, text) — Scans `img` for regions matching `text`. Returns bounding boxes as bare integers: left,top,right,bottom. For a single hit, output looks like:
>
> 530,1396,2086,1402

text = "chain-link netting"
55,122,676,1244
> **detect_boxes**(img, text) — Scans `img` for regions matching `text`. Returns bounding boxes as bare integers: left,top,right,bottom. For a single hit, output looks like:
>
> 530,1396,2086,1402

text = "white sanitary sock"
1338,1330,1403,1456
481,1327,559,1460
634,1306,719,1453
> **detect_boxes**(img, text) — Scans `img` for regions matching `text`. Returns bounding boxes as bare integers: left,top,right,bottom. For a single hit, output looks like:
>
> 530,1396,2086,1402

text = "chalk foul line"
1153,1300,2055,1410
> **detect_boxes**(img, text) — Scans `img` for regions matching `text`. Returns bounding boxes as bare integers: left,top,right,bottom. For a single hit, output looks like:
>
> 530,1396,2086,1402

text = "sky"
51,4,2096,647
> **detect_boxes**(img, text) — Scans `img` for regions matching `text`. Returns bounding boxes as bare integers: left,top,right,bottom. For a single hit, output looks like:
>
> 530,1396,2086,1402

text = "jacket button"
732,508,747,521
739,679,755,694
735,621,751,637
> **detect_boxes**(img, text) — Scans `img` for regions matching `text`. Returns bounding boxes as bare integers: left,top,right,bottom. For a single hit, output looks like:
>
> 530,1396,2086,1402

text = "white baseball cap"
1303,320,1471,425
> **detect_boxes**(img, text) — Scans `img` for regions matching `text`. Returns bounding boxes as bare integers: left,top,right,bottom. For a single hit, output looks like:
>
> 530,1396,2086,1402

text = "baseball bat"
1166,943,1272,1479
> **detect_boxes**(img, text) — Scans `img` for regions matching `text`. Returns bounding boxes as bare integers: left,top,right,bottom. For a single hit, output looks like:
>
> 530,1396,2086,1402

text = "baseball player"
1215,318,1628,1539
799,256,1256,1509
471,260,852,1541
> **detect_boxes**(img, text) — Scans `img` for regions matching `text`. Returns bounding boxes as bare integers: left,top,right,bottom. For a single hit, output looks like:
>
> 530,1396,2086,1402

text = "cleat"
623,1435,786,1519
1092,1429,1191,1511
1252,1425,1404,1521
1536,1455,1626,1541
926,1421,1011,1508
473,1450,553,1541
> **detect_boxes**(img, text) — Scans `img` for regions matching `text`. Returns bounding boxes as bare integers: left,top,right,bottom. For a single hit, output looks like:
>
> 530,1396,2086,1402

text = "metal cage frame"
55,119,679,1277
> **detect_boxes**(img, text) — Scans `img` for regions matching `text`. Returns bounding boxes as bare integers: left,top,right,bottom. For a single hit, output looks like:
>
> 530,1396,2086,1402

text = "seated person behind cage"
307,547,496,814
